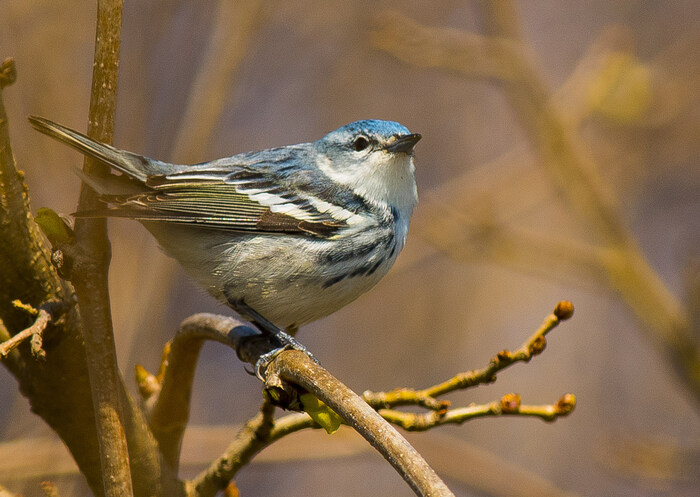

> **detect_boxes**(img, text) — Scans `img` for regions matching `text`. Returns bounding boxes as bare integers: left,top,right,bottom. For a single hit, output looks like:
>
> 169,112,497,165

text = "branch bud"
500,393,521,413
553,301,574,320
555,393,576,415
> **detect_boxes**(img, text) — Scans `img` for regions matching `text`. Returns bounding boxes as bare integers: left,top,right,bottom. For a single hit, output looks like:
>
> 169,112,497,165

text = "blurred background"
1,0,699,496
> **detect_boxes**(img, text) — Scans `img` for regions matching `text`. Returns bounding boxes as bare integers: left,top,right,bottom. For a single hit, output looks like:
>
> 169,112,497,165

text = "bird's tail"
28,116,162,183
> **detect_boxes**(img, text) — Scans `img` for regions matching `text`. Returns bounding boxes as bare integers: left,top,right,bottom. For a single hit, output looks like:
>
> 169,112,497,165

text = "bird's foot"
227,298,319,379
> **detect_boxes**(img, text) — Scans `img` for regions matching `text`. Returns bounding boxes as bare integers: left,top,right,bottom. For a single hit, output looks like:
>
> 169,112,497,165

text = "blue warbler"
29,116,421,335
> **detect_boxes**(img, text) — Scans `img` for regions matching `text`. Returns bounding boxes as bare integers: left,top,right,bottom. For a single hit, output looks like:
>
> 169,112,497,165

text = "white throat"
320,152,418,217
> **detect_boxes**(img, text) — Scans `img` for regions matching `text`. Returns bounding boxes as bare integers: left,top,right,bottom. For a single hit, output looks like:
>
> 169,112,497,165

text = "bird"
29,116,421,340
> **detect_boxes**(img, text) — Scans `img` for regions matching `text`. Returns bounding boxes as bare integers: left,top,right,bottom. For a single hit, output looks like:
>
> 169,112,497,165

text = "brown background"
1,1,698,496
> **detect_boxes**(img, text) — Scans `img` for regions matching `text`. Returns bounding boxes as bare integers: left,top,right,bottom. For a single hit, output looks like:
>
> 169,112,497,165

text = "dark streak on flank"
322,273,347,289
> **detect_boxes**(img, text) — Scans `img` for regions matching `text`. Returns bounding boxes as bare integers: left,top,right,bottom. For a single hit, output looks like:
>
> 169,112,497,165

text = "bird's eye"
352,135,370,152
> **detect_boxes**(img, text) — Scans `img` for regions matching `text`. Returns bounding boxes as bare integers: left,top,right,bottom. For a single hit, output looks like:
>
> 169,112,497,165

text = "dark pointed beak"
385,133,422,154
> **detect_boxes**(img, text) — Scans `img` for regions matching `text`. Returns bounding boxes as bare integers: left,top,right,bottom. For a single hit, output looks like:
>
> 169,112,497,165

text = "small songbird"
29,116,421,336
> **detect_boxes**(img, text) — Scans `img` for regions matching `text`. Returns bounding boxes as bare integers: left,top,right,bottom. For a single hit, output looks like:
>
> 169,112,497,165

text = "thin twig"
0,307,49,360
40,481,61,497
190,401,277,497
379,393,576,431
363,302,573,408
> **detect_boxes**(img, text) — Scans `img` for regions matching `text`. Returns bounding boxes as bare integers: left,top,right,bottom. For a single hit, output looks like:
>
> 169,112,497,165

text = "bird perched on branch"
29,116,421,343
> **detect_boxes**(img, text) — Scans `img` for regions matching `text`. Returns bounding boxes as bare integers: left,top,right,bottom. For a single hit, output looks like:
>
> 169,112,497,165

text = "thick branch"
265,350,455,497
0,58,64,343
157,314,454,497
1,57,108,496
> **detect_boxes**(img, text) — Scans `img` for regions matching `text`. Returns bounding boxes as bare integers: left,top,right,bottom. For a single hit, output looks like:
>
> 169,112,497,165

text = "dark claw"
227,297,319,378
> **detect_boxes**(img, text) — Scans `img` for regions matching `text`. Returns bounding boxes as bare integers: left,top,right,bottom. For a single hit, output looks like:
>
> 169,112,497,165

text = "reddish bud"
554,301,574,320
500,393,521,413
529,335,547,355
555,393,576,415
497,350,512,361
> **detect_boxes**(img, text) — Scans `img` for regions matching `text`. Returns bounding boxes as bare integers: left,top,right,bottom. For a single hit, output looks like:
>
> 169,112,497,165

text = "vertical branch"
0,58,63,327
68,1,133,496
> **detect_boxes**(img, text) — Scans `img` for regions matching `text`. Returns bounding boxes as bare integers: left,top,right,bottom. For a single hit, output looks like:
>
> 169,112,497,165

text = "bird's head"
314,120,421,214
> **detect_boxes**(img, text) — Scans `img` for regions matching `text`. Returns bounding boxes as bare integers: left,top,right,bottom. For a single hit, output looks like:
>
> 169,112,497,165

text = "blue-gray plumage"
28,116,420,329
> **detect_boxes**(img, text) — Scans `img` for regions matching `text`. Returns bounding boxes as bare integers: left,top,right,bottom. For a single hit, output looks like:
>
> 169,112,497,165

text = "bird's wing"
79,164,351,238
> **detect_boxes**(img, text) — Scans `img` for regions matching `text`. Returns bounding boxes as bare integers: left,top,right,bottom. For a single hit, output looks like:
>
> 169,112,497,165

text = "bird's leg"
227,298,318,377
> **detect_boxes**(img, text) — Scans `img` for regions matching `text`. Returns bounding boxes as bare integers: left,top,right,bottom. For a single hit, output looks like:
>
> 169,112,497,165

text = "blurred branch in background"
117,0,269,357
1,422,595,497
372,3,700,403
172,0,267,163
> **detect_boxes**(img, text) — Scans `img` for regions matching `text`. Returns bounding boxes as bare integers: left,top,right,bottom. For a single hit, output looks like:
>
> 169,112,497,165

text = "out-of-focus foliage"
1,1,698,496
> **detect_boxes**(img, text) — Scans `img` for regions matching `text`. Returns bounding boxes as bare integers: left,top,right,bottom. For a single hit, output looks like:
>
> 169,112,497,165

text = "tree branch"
363,302,573,408
146,314,259,469
150,313,454,497
0,301,50,360
379,393,576,430
189,401,277,497
479,0,699,403
263,350,455,497
57,1,133,495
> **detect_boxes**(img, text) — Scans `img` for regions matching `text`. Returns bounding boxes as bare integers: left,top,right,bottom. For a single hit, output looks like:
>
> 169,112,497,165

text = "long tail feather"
28,116,163,182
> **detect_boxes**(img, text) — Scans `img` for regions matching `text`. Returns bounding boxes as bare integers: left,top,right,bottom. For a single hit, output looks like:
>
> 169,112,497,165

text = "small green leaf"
300,393,342,434
35,208,75,244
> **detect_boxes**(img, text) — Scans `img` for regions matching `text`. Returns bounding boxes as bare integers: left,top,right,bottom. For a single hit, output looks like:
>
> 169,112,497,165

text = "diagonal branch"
265,350,455,497
0,302,50,360
150,313,455,497
363,302,573,408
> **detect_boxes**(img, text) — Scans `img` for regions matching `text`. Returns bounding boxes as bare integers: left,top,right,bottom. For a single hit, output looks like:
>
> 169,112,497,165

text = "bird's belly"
214,235,397,328
145,225,400,328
